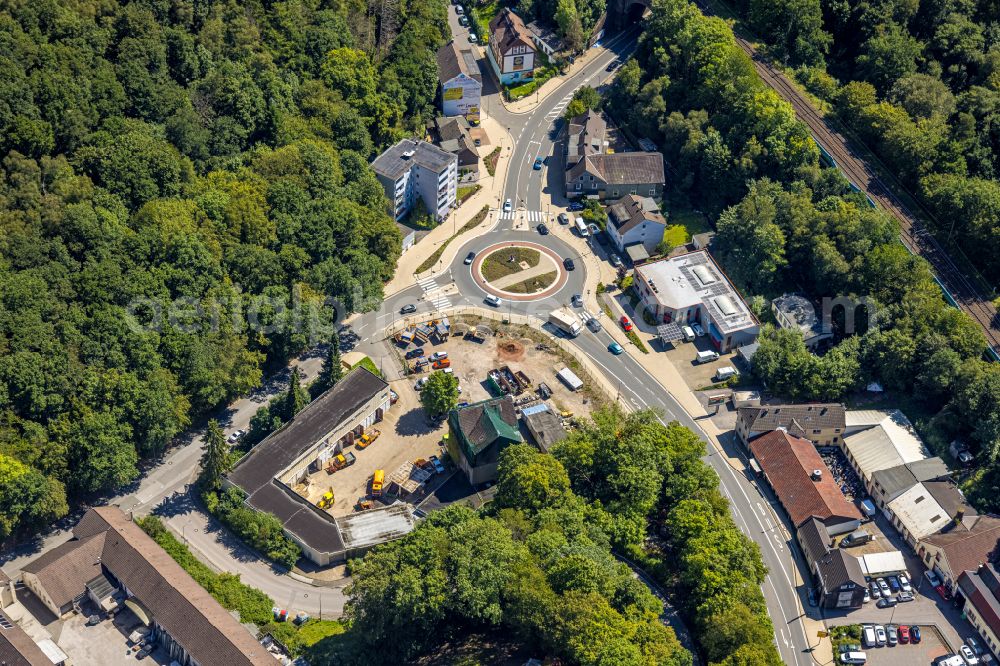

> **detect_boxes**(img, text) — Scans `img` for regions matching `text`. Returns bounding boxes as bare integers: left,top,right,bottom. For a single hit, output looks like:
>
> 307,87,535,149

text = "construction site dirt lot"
417,330,597,419
294,379,449,517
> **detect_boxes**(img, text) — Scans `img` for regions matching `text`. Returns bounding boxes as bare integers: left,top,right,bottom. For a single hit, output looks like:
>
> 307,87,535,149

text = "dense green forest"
0,0,449,540
737,0,1000,285
334,410,773,666
604,0,1000,504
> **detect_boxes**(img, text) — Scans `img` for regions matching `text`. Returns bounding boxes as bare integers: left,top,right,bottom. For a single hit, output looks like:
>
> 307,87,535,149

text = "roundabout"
470,240,569,301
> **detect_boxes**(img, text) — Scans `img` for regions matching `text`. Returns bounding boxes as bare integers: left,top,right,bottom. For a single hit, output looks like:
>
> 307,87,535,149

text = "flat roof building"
772,293,833,349
521,404,566,453
335,503,417,559
227,367,396,566
634,250,758,353
371,139,458,222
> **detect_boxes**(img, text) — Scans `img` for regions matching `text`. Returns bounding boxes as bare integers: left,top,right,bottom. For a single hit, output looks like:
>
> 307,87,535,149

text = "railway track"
693,0,1000,358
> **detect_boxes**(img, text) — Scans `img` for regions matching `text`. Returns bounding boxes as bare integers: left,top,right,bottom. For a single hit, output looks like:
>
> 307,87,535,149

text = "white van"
840,652,867,664
484,294,502,307
574,217,589,237
862,625,877,648
715,366,738,381
682,325,696,342
696,350,720,364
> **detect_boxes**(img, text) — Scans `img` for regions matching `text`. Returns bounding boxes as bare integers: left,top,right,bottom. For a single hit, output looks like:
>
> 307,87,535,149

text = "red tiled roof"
750,430,863,527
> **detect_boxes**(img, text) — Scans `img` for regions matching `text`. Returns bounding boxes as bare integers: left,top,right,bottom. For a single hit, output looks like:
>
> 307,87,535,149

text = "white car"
503,198,512,213
898,573,912,592
692,322,705,337
874,625,887,646
961,645,980,665
484,294,502,307
429,351,449,361
877,577,890,594
414,377,428,390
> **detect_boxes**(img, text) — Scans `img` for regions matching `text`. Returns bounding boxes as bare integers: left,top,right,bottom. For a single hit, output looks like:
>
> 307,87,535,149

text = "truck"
356,429,381,449
548,308,582,337
371,469,384,496
326,451,356,473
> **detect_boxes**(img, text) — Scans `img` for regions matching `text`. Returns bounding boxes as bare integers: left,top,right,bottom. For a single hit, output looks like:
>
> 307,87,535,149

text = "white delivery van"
696,350,720,364
574,217,589,237
840,652,867,664
714,366,738,381
682,325,696,342
862,626,877,648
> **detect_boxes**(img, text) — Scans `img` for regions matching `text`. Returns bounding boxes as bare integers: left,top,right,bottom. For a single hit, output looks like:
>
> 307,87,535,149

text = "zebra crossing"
545,86,582,121
417,276,452,311
496,209,547,222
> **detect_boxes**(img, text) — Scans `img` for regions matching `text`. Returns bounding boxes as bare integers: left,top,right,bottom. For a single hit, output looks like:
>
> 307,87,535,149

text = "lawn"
504,271,556,294
457,184,480,203
267,618,347,658
480,247,541,281
416,205,490,273
662,206,711,248
351,355,383,378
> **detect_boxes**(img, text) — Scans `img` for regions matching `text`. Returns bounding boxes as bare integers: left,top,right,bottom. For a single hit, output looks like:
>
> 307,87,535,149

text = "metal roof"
842,411,930,481
336,503,416,551
860,551,907,576
887,483,950,540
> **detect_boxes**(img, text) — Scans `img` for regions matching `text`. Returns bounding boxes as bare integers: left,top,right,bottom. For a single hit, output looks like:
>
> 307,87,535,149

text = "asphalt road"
350,28,816,664
4,23,815,659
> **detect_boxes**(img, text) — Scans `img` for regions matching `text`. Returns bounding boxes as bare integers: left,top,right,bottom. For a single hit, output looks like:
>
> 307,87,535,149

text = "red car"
620,316,633,332
934,584,952,600
898,625,909,643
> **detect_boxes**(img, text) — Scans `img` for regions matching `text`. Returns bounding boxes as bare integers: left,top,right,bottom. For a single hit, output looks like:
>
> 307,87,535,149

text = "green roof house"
447,396,523,484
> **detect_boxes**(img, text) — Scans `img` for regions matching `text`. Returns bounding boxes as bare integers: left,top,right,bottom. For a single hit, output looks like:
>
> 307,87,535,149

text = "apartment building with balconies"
371,139,458,222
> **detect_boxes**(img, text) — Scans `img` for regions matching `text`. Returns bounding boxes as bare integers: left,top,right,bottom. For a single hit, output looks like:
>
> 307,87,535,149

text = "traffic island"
473,241,568,301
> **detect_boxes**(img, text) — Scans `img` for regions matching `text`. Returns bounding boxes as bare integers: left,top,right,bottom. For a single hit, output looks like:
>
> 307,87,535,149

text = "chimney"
811,469,823,481
956,506,966,525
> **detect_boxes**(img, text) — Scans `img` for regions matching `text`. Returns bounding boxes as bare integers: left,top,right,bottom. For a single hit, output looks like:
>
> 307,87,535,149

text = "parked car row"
861,623,922,648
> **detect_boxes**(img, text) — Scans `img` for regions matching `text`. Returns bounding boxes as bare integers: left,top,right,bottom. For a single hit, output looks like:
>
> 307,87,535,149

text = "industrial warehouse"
225,367,416,566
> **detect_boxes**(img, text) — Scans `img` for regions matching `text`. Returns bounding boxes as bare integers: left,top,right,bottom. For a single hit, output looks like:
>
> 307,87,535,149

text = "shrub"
137,516,275,626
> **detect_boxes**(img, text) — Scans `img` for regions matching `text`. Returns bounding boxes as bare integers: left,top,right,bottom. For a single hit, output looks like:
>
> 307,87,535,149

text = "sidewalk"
495,41,615,115
383,114,513,295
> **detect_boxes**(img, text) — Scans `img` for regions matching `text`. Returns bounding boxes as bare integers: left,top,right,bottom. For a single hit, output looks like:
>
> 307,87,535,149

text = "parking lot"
7,592,171,666
834,623,951,665
661,334,741,390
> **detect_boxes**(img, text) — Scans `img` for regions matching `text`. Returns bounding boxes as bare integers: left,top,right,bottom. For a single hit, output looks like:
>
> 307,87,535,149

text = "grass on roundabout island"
503,271,557,294
480,247,541,281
